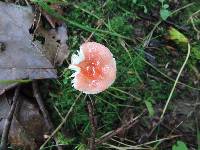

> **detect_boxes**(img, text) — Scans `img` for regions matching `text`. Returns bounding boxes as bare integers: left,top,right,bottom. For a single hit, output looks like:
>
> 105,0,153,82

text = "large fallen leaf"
0,2,57,92
0,93,48,149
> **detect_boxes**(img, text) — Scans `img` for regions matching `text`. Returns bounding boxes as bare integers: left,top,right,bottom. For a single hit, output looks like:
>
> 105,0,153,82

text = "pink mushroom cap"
69,42,116,94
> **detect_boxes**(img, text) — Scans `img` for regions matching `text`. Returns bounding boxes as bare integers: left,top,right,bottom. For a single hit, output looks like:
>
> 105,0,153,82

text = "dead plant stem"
0,85,20,150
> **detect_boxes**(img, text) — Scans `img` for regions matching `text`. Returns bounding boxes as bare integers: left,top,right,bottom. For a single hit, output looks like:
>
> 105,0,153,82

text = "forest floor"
0,0,200,150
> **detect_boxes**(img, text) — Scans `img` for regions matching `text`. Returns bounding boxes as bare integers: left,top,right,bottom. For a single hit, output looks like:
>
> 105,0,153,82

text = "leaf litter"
0,1,68,148
35,23,69,66
0,93,49,149
0,1,68,92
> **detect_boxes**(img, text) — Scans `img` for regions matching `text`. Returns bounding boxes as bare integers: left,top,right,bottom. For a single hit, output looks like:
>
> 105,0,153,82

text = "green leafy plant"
168,27,189,44
75,143,87,150
144,98,155,117
159,0,171,20
57,132,74,145
172,141,188,150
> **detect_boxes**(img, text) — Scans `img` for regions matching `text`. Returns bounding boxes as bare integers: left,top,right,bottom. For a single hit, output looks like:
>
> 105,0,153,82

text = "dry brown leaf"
0,94,48,149
0,2,58,92
35,24,69,66
40,3,64,28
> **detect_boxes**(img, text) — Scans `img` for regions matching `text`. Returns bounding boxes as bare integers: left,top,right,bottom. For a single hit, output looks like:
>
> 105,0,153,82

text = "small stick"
32,80,53,131
85,22,102,43
38,6,55,28
32,80,63,150
96,112,144,145
160,43,191,119
40,92,83,150
0,85,21,150
87,96,96,150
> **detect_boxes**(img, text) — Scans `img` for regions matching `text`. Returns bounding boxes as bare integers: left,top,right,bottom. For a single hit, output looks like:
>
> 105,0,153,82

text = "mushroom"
69,42,116,94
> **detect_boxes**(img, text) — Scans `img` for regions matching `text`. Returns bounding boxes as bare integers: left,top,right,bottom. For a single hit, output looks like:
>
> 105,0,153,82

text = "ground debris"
0,1,57,92
35,24,69,66
0,92,49,149
39,3,64,28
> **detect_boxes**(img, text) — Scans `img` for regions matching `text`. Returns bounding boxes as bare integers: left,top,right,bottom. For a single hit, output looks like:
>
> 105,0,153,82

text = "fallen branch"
39,92,83,150
32,80,63,150
32,80,53,131
96,112,144,145
160,43,191,119
87,96,96,150
0,85,20,150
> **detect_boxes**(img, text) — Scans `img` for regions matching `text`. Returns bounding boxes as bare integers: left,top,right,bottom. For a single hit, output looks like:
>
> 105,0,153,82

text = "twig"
24,0,31,7
40,92,83,150
149,43,191,138
143,20,161,48
160,43,191,119
38,6,56,28
85,22,102,42
32,10,42,35
53,105,64,120
87,96,96,150
103,135,180,149
171,2,194,15
189,12,200,40
132,47,199,91
0,83,19,96
96,112,144,145
32,80,63,150
32,80,53,131
0,85,21,150
110,87,141,101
